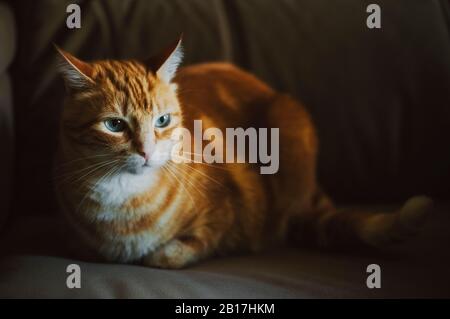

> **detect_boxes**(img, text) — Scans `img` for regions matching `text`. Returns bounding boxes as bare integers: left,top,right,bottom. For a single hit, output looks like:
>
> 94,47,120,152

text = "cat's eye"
155,114,171,128
104,118,126,132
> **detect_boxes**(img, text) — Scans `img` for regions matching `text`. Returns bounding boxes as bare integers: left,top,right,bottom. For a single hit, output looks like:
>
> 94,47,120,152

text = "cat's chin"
126,165,152,175
126,163,163,176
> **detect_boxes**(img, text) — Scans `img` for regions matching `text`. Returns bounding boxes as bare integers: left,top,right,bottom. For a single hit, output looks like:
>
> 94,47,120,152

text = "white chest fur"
91,171,158,207
71,171,169,262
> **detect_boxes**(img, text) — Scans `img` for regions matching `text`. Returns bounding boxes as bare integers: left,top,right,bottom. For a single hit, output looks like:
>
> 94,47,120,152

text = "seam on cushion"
212,0,234,62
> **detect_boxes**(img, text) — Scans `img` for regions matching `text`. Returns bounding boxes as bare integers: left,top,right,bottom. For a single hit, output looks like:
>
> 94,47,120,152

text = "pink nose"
138,151,149,161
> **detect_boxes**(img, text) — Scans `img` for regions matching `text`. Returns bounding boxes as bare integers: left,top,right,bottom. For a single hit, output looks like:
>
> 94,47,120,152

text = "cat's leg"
346,196,433,247
290,190,433,249
142,236,215,269
142,211,231,269
266,94,433,249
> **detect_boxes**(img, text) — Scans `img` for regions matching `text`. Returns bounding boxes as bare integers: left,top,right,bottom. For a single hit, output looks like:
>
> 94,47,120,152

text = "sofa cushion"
1,203,449,298
8,0,450,218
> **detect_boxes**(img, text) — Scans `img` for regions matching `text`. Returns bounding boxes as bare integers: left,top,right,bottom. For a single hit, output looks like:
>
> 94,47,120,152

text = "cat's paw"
396,196,433,234
360,196,433,246
142,239,199,269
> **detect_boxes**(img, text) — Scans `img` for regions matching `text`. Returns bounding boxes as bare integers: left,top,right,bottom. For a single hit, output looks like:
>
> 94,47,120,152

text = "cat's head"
56,38,183,176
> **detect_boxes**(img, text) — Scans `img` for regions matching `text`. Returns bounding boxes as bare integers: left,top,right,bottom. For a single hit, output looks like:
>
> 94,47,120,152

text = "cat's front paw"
142,239,200,269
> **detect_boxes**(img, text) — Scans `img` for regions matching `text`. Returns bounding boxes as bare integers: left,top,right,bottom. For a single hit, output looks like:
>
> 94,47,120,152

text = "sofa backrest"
0,2,16,228
8,0,450,217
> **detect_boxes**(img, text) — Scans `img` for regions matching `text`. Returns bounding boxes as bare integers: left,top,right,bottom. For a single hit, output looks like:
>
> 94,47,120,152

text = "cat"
54,38,433,269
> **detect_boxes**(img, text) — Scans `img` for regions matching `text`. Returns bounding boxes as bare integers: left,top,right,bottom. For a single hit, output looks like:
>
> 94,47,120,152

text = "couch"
0,0,449,298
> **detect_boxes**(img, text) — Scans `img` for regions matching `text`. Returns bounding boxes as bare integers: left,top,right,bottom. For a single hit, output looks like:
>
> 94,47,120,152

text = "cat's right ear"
145,36,184,83
55,45,95,91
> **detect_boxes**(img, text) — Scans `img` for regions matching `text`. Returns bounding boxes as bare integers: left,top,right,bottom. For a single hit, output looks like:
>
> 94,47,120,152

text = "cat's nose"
138,151,149,162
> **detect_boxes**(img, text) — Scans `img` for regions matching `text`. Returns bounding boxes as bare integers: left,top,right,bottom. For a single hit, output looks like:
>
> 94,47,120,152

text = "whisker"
76,162,124,213
170,154,230,171
61,159,121,187
54,160,117,185
54,159,119,178
163,164,196,208
167,162,208,199
55,153,121,168
178,162,228,189
171,156,227,188
72,160,121,185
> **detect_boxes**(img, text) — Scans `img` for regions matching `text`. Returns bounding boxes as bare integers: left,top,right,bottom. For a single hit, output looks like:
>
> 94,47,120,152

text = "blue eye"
155,114,171,128
104,118,126,132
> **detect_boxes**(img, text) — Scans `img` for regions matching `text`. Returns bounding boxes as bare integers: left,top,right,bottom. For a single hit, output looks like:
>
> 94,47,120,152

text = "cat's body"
55,40,432,268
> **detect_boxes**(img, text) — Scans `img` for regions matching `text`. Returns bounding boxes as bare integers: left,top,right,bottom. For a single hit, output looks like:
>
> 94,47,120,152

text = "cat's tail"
290,191,434,249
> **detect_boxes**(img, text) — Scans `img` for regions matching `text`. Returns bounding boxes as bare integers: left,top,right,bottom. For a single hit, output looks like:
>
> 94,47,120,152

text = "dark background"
7,0,450,218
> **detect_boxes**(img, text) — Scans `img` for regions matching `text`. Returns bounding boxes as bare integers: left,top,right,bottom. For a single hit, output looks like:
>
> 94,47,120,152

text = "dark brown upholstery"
2,0,449,299
8,0,450,218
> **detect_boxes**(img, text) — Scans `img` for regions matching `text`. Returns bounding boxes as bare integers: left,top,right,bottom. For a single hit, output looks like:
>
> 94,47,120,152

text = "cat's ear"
55,45,95,90
146,36,183,83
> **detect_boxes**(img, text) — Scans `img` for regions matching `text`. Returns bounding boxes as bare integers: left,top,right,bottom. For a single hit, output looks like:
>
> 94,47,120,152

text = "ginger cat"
54,38,432,269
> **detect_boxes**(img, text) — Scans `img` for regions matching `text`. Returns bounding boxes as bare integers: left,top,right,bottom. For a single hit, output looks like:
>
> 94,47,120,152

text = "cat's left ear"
146,36,183,83
55,45,95,90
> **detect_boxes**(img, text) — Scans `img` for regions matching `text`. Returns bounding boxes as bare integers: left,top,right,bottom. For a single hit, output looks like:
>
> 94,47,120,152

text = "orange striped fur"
54,40,433,268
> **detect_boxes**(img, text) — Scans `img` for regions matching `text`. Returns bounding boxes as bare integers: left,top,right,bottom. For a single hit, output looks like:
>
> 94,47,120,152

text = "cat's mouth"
127,160,161,175
122,153,169,175
127,165,150,175
121,159,148,175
